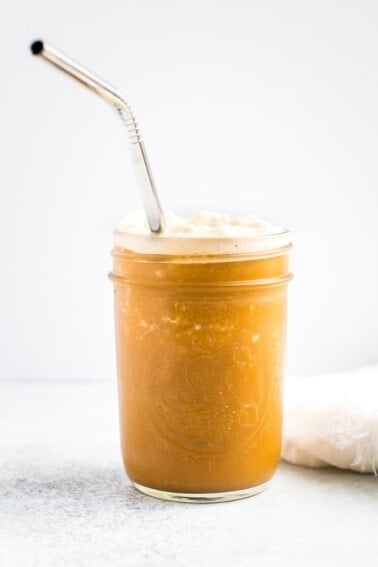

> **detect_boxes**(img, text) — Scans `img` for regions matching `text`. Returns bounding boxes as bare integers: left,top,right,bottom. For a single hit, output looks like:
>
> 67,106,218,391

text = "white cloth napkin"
282,365,378,474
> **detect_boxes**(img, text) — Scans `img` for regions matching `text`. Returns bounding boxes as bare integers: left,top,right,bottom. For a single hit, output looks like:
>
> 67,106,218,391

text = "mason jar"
109,229,292,502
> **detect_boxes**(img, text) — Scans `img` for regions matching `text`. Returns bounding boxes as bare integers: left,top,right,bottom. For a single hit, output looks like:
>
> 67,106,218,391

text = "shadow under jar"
109,231,292,503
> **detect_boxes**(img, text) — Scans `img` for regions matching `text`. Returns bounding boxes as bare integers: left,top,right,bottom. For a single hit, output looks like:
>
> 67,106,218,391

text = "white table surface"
1,381,377,567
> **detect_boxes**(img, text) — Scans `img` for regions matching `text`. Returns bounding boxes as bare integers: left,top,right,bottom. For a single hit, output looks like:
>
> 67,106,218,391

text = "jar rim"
113,228,291,256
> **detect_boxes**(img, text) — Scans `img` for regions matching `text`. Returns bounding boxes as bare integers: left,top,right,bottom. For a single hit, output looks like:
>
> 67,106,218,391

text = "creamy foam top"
114,211,290,255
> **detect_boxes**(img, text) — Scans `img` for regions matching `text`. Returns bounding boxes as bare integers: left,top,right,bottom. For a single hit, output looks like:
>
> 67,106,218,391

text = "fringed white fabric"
282,365,378,474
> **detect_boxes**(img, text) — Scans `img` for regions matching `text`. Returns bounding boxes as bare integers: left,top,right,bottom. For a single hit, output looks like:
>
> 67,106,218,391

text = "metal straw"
30,40,165,233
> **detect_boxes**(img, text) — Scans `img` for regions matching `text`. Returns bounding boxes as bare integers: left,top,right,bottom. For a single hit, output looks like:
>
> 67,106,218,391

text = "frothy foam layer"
114,211,290,255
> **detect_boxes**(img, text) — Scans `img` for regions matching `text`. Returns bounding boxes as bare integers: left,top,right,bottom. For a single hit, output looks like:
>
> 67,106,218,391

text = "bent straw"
30,40,165,233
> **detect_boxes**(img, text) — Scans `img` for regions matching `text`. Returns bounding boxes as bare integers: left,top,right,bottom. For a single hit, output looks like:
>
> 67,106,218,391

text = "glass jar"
109,231,292,502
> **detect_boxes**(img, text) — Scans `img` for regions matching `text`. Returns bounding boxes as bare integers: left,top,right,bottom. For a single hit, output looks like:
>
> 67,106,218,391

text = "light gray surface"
1,382,377,566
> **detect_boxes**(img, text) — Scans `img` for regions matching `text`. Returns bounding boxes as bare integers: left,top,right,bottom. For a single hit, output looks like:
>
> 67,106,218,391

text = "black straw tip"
30,40,44,55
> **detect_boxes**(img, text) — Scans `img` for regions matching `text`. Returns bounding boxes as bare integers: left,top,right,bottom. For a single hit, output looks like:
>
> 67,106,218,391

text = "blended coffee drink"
109,211,292,502
30,38,292,502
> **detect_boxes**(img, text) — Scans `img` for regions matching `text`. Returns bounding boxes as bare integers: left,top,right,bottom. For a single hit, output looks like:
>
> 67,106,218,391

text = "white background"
1,0,377,381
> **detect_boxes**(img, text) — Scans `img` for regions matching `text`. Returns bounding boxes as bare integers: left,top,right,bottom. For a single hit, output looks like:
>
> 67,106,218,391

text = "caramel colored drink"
110,212,292,502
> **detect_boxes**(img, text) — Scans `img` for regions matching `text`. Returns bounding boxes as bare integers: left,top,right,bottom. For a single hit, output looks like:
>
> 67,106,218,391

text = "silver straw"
30,40,165,233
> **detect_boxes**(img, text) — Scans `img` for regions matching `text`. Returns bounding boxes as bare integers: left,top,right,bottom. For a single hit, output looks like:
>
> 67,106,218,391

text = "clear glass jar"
109,231,292,502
